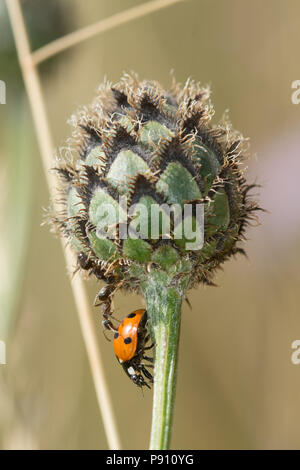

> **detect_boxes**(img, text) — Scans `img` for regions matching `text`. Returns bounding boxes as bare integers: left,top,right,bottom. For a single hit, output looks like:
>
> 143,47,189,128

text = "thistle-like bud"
50,73,258,291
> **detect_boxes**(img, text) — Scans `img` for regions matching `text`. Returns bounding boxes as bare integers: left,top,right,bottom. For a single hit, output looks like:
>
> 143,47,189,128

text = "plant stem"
141,270,188,449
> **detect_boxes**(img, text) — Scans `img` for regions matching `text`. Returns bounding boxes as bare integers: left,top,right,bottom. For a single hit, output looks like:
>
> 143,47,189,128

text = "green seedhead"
50,73,258,289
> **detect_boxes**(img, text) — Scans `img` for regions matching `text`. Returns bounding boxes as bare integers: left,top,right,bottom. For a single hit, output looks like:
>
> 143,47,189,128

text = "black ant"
94,284,118,336
77,252,123,339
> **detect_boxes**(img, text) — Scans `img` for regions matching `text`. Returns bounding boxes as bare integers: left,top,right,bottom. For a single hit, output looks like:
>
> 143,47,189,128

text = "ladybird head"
122,363,151,389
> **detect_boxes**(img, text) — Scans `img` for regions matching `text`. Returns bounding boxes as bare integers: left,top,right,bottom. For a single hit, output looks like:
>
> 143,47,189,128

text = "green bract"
50,73,258,289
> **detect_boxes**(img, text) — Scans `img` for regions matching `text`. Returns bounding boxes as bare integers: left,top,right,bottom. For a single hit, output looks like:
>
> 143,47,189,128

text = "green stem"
141,270,188,450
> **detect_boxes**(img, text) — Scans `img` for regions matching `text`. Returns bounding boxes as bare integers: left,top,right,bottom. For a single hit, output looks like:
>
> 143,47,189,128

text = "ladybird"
113,309,154,388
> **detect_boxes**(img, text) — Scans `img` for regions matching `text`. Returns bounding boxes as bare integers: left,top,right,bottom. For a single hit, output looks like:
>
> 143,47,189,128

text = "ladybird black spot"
114,332,119,339
124,337,132,344
127,312,136,318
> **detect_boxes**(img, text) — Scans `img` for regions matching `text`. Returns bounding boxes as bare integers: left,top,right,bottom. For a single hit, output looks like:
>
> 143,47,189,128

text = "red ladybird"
113,309,154,388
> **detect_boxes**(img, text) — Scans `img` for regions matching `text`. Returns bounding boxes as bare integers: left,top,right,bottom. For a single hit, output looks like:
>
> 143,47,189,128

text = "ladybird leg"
141,366,153,382
143,380,151,389
143,355,154,363
142,336,154,351
143,334,154,347
141,360,154,368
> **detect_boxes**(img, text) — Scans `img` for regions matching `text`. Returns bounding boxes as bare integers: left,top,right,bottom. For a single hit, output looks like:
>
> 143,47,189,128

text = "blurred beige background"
0,0,300,449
